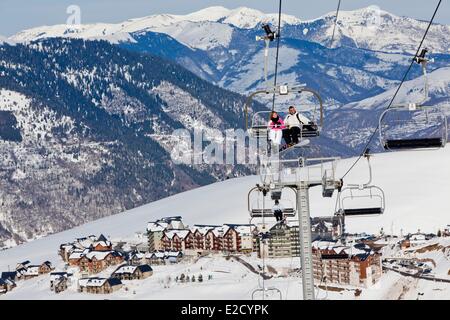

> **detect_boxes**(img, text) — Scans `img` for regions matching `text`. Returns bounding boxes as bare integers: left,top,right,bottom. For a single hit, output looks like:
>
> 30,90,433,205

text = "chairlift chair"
248,186,296,219
379,48,448,151
379,104,448,150
252,287,282,300
335,153,385,217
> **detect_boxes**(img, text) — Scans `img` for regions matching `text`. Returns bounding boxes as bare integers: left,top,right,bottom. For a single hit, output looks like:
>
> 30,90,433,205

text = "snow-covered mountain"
9,6,450,53
0,38,264,248
10,7,300,45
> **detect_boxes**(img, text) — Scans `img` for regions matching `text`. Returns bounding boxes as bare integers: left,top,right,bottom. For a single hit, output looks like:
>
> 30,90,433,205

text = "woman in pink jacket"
268,111,285,145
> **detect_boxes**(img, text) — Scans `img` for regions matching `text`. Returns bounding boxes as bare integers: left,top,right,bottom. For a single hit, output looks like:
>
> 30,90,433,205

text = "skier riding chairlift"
272,199,287,228
282,106,318,148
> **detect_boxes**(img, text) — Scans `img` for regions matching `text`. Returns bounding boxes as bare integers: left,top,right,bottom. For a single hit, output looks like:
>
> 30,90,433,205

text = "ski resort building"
50,272,73,293
311,240,382,288
78,277,123,294
17,261,54,280
259,223,301,258
0,278,16,294
311,216,343,241
59,234,112,262
161,230,194,251
111,264,153,280
77,251,124,274
147,216,185,251
144,251,183,265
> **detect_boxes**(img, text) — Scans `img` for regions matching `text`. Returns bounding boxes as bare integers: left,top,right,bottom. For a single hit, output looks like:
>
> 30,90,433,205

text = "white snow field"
0,147,449,299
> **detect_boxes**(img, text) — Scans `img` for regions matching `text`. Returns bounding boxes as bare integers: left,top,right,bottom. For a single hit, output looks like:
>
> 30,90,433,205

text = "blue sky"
0,0,448,36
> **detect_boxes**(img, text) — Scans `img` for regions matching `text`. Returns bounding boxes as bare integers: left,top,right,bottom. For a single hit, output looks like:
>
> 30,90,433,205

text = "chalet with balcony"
78,277,123,294
161,230,193,251
311,240,382,288
112,264,153,280
77,251,124,274
205,227,223,251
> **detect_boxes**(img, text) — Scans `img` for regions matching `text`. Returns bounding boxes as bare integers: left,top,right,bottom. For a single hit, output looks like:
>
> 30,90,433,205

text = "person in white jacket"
272,199,284,222
283,106,313,145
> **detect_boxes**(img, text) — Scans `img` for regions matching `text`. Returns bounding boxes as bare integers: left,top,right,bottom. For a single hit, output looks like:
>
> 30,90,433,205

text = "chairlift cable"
271,0,283,112
330,0,342,47
340,0,442,180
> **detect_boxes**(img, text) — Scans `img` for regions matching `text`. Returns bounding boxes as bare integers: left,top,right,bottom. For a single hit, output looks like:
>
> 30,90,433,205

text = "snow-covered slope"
1,147,449,271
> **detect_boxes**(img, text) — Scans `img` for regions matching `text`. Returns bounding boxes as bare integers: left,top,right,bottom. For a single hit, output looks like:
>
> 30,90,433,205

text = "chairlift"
379,104,447,150
252,287,282,300
244,85,323,142
335,152,385,217
379,48,448,151
248,185,296,220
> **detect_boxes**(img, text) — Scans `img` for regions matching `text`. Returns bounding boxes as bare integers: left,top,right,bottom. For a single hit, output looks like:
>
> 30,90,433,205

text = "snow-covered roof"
74,239,93,249
68,251,85,260
114,265,137,274
130,252,145,259
192,225,216,235
50,272,72,281
146,222,166,232
93,240,112,248
410,234,427,241
84,251,113,261
145,252,165,259
0,278,15,286
208,227,224,237
164,229,190,240
166,251,182,258
23,266,39,275
79,277,107,287
312,240,339,250
171,221,184,229
60,243,74,250
233,225,256,235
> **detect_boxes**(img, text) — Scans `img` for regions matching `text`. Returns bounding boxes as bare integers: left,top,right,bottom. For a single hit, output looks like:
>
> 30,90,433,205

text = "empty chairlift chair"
379,104,448,150
379,48,448,151
335,153,385,218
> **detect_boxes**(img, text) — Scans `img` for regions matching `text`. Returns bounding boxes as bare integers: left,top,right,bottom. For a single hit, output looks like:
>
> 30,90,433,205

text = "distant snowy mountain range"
8,6,450,106
9,6,450,53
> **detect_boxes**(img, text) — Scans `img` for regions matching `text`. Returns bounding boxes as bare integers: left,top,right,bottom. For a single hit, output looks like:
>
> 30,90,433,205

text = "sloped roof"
113,265,137,274
137,265,153,273
97,234,109,242
93,240,112,248
23,266,40,275
79,277,107,287
164,229,190,240
1,272,18,281
68,251,85,260
192,225,218,235
84,251,113,261
146,222,166,232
